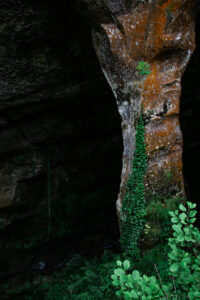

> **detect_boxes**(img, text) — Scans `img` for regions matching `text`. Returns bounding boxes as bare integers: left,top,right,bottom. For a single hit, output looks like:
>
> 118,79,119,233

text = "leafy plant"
136,62,151,76
144,197,185,243
41,252,117,300
112,202,200,299
120,114,147,257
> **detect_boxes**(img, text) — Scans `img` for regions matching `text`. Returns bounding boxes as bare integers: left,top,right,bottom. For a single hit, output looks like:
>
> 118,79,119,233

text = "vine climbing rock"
86,0,199,214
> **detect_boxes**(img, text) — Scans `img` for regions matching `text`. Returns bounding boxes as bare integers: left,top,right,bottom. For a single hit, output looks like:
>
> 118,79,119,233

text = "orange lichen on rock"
145,117,182,158
117,9,149,60
91,0,198,208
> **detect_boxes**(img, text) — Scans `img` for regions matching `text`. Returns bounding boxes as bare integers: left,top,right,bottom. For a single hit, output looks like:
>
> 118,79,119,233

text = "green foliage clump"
120,115,147,257
112,202,200,299
136,62,151,76
144,197,185,243
37,251,119,300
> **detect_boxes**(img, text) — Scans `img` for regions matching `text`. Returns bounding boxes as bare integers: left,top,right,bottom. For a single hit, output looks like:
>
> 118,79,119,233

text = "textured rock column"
88,0,198,215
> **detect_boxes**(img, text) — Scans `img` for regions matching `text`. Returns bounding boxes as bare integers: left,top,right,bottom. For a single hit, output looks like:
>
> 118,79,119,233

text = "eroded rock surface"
87,0,199,214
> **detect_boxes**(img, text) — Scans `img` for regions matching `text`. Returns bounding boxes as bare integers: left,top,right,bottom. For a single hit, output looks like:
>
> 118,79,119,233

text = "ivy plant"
112,202,200,299
120,114,147,257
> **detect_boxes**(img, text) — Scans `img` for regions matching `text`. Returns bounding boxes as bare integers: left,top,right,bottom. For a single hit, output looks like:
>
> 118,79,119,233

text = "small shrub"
112,202,200,299
136,62,151,76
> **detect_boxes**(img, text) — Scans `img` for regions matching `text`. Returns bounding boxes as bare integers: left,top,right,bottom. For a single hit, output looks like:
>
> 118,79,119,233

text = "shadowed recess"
0,0,123,288
180,12,200,212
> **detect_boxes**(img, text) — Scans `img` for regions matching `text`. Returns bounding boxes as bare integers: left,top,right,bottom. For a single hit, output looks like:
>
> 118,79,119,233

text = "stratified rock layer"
87,0,198,214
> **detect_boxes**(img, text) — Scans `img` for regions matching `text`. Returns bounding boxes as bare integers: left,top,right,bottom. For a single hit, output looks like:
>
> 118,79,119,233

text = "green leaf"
184,227,190,235
149,276,156,285
190,218,196,223
116,260,122,267
172,224,182,234
123,260,130,271
111,274,117,281
124,291,132,299
179,204,186,211
189,210,197,218
171,217,179,223
130,290,139,299
169,211,175,217
187,202,196,209
145,287,152,295
169,263,179,273
114,268,125,277
132,270,140,281
113,279,120,286
125,282,134,289
179,212,187,222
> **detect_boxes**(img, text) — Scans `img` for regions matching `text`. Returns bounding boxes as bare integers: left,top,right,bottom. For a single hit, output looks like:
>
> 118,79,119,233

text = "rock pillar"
87,0,198,214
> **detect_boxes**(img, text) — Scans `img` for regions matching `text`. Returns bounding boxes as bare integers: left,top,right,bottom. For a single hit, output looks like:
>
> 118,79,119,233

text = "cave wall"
86,0,199,215
180,12,200,204
0,0,123,249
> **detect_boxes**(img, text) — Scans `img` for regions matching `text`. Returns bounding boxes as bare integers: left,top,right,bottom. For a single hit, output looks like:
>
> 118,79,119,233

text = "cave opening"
180,12,200,211
0,0,123,285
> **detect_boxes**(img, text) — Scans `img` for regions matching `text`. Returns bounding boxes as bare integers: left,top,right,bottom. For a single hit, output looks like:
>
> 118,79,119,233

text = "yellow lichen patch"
143,0,183,58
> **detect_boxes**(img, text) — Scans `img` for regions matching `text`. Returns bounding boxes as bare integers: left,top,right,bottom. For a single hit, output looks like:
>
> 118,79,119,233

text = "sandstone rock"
88,0,199,215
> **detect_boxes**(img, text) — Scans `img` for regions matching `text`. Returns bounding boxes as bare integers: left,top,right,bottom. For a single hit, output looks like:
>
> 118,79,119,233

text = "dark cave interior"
180,12,200,213
0,0,123,288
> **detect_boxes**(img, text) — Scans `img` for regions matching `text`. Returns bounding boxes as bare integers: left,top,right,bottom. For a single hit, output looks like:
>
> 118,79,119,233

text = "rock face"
87,0,199,214
0,0,199,255
0,0,123,252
